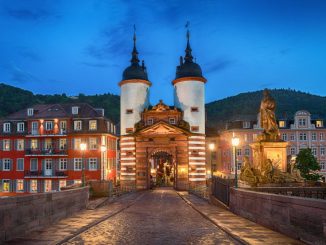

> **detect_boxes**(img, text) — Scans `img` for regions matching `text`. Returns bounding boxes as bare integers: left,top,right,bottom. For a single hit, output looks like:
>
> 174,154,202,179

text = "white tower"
173,30,206,134
119,32,151,135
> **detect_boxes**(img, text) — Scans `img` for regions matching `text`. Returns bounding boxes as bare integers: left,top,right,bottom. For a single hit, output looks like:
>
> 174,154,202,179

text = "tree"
295,148,321,181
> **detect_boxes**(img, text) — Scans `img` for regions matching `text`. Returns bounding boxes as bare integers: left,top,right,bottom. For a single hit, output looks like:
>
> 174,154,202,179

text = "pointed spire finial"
131,24,139,65
184,21,193,63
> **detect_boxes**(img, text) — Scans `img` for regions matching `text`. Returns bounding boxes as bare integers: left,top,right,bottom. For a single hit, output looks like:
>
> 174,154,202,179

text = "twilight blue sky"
0,0,326,104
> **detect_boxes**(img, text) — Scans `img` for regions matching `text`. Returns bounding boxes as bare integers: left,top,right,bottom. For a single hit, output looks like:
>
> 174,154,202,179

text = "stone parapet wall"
0,187,89,241
229,188,326,244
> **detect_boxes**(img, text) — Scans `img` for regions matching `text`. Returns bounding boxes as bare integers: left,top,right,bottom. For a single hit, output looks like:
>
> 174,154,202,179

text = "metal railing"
211,176,234,206
189,185,209,200
24,170,68,177
25,148,68,155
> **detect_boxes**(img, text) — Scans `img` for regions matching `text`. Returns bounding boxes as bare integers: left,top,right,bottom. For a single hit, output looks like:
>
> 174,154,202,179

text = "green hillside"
206,89,326,127
0,83,120,122
1,84,326,127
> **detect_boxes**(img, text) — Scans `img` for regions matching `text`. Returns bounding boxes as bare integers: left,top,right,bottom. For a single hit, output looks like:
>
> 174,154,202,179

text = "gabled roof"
133,120,192,136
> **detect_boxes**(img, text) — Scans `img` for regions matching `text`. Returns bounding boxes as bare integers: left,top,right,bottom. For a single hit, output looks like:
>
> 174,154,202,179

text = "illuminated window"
44,180,52,192
2,180,10,192
59,180,66,190
30,180,37,193
89,120,97,130
74,138,82,150
3,139,11,151
44,139,52,150
89,137,98,150
16,180,24,192
17,139,24,151
31,139,38,150
17,122,24,132
74,120,82,131
59,138,67,150
316,120,323,128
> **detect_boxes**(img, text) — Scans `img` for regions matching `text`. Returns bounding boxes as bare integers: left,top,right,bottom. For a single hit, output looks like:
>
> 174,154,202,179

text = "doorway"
149,151,175,188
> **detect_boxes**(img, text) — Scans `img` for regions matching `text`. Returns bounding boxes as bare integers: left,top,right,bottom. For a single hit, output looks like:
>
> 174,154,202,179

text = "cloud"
7,65,40,84
204,58,235,74
18,48,42,62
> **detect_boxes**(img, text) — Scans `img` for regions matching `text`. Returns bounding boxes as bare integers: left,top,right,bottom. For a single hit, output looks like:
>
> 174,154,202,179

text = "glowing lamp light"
100,145,107,152
209,143,215,151
80,143,87,151
231,137,240,147
180,167,186,173
207,170,211,175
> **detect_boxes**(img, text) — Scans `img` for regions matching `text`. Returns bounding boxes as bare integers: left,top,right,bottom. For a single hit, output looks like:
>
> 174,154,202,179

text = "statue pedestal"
250,141,289,172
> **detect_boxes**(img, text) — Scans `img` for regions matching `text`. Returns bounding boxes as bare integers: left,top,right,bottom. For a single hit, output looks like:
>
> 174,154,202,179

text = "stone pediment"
135,121,190,136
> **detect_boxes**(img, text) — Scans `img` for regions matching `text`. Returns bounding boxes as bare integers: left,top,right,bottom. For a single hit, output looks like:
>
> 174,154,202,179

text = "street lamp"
208,143,215,179
100,145,107,181
231,135,240,188
80,143,87,187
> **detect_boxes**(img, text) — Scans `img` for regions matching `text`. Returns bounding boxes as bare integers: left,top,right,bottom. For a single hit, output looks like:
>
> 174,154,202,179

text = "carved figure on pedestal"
259,89,280,141
240,156,258,186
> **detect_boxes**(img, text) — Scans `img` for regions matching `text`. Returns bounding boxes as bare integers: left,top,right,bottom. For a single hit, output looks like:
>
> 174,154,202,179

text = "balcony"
24,170,67,178
25,148,68,156
27,129,67,137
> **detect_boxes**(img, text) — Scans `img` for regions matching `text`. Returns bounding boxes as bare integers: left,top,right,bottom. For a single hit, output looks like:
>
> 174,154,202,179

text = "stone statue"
259,89,280,141
240,156,258,186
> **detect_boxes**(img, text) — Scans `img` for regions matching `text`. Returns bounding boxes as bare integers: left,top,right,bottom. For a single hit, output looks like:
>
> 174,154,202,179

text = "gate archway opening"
149,150,175,188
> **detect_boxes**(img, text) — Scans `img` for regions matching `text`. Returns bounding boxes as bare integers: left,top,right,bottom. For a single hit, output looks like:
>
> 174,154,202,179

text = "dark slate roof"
122,32,149,81
4,103,105,120
175,30,204,80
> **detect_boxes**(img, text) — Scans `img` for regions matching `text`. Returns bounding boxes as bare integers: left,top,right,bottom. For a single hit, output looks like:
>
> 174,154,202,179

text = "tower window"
191,107,199,112
191,126,199,132
147,118,153,125
126,128,133,133
169,118,176,124
126,109,133,114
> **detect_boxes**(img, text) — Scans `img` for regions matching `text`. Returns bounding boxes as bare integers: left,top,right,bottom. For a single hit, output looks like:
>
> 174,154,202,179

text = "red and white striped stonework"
188,135,206,186
120,136,136,188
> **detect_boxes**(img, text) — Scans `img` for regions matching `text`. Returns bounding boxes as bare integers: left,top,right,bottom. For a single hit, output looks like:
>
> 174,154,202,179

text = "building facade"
208,110,326,181
119,31,207,190
0,103,118,193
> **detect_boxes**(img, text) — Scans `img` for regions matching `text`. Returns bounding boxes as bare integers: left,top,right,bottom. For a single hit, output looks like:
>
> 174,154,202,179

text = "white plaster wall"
174,80,205,134
121,83,150,135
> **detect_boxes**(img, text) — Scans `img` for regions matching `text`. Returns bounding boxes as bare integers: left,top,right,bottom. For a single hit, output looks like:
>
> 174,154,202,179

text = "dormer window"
243,121,250,129
316,120,323,128
298,118,306,127
279,121,286,128
89,120,97,130
72,106,79,115
27,108,34,116
191,107,199,112
3,122,11,133
169,118,176,125
126,109,133,114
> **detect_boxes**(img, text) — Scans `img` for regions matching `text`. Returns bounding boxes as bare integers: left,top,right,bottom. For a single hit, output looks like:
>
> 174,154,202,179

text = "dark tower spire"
131,25,139,65
184,27,193,63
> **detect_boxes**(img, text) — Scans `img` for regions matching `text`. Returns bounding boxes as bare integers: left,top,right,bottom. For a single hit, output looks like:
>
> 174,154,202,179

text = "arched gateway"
119,29,207,190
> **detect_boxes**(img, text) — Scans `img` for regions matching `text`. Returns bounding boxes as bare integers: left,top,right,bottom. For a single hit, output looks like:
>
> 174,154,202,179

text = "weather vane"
185,21,190,40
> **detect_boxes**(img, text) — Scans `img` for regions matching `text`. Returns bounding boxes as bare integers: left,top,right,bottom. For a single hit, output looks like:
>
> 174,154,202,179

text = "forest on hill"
1,83,326,127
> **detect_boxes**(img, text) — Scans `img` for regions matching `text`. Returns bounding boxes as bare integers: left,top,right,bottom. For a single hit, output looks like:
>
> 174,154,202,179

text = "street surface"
65,188,238,245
